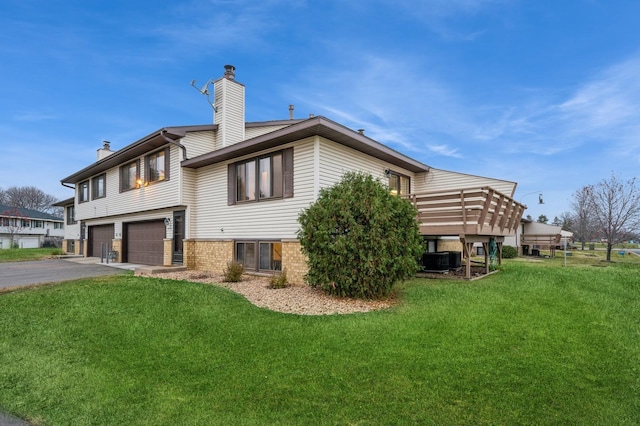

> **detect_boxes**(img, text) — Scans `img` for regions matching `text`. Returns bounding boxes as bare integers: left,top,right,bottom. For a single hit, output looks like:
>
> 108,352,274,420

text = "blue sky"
1,0,639,221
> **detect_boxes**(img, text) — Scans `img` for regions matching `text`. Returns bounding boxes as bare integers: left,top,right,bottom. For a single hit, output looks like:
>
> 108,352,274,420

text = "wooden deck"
406,187,526,279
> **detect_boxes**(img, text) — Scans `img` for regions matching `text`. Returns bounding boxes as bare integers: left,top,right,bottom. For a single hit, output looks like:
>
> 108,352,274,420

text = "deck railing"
406,186,526,237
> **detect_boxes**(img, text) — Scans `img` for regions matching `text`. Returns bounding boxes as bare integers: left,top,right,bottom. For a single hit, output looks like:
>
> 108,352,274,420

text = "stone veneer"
184,239,234,274
111,239,122,263
437,239,464,253
182,239,309,285
281,240,308,285
163,239,172,266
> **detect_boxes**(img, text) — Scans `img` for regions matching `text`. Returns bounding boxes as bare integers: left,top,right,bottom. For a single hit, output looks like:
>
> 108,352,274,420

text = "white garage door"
17,237,39,249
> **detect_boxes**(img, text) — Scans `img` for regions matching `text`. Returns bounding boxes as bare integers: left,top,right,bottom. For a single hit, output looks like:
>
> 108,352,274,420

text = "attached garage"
125,220,165,265
88,224,114,257
17,236,40,249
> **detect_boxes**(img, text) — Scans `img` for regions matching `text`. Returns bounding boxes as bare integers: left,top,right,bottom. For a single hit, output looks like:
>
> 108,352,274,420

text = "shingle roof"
0,204,63,221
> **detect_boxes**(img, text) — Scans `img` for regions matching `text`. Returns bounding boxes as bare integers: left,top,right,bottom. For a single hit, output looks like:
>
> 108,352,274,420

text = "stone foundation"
184,239,234,274
437,239,464,253
111,239,122,263
281,240,308,285
163,239,172,266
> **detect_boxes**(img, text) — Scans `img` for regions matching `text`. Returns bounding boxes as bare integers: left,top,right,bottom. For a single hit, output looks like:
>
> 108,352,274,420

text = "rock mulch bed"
136,270,395,316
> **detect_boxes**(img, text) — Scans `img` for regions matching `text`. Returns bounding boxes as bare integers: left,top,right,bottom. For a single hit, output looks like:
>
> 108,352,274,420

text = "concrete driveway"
0,258,128,291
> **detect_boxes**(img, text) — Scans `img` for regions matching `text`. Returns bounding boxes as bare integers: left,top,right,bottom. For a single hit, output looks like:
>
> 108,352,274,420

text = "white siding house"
0,204,64,249
59,65,524,281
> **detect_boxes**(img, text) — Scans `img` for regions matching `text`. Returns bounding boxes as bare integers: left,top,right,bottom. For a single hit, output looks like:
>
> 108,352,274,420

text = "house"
0,204,64,249
59,65,524,281
504,218,574,256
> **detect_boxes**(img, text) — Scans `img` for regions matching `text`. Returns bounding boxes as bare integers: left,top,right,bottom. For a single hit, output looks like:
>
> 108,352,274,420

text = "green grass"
0,260,639,425
0,248,65,262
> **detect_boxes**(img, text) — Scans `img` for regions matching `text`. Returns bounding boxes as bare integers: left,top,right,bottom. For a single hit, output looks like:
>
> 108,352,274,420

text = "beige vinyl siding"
182,131,216,159
317,137,416,194
75,145,182,221
181,167,197,238
415,168,517,196
191,139,316,240
245,124,292,140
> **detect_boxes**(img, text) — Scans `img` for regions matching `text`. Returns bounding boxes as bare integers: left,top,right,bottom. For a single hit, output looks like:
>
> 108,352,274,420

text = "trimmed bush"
502,245,518,259
297,172,424,299
223,261,244,282
269,269,289,289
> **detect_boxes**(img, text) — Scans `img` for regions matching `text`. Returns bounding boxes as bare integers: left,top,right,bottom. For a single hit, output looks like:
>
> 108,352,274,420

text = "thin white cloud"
427,144,462,158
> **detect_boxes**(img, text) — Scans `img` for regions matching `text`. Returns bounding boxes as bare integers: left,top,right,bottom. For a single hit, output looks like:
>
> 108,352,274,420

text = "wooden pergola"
407,186,526,279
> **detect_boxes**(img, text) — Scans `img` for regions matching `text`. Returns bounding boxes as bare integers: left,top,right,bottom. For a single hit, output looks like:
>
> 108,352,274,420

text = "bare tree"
586,174,640,261
0,186,60,215
1,207,26,248
569,186,597,250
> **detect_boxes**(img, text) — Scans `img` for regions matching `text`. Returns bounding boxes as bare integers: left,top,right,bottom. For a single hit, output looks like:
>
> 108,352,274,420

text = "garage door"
88,224,114,257
17,236,39,249
126,220,165,265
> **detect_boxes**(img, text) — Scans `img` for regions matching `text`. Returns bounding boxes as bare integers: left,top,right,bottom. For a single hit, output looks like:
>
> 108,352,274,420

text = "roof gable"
0,204,63,221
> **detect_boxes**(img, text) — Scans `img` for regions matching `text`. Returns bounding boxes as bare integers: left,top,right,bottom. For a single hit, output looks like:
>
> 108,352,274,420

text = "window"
1,218,8,227
91,174,106,200
236,241,282,272
145,148,169,184
79,181,89,203
66,206,76,225
228,148,293,205
236,153,283,201
54,222,64,229
32,220,43,228
21,219,30,227
388,171,410,196
120,160,139,191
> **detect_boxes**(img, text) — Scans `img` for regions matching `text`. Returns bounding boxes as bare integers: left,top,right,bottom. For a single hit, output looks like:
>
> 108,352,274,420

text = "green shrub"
223,261,244,282
502,245,518,259
269,269,289,289
50,249,65,256
297,172,424,299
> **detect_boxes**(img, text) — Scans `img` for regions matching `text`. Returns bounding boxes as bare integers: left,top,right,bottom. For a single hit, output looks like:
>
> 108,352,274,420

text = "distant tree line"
0,186,62,216
560,173,640,261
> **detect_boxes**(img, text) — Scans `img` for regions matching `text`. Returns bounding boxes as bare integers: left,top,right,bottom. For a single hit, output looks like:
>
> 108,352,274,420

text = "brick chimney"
214,65,245,148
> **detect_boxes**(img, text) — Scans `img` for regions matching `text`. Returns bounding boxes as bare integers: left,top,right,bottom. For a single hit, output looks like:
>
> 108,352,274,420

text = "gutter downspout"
160,130,188,160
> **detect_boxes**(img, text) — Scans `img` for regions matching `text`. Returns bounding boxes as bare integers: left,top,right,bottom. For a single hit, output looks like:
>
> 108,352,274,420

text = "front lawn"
0,248,64,263
0,260,638,424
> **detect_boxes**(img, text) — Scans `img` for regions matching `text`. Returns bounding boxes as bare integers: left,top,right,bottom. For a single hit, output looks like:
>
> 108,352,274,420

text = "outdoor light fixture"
538,193,544,204
164,217,171,227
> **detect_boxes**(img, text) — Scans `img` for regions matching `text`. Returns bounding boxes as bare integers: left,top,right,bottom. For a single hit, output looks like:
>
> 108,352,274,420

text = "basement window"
235,240,282,272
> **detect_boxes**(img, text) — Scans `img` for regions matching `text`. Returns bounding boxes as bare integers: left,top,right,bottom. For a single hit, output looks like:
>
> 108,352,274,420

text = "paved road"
0,259,127,290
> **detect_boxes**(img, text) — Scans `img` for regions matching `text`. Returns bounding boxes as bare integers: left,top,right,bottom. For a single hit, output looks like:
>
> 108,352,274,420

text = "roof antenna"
190,78,217,112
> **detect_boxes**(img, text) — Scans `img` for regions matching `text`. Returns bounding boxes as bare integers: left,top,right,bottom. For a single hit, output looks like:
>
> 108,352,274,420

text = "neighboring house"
59,65,525,281
504,219,574,256
0,204,64,249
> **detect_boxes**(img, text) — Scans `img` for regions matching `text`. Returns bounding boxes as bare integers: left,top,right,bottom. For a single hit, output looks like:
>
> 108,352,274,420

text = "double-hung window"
236,153,283,201
236,241,282,272
228,148,293,205
388,171,410,196
78,181,89,203
120,160,139,191
66,206,76,225
92,173,106,200
146,148,169,184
